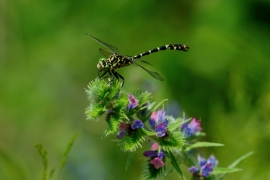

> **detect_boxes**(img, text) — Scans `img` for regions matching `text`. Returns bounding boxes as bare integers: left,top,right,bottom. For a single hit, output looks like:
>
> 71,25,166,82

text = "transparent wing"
99,48,113,57
134,58,153,66
85,33,120,54
133,61,164,81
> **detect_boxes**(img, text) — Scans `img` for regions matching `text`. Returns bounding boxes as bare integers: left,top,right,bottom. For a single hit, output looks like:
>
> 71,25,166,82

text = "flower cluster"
189,155,218,178
85,79,250,180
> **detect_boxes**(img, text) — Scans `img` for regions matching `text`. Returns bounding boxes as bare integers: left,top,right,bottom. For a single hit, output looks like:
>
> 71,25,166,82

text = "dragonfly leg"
98,70,108,79
106,70,115,85
112,71,124,87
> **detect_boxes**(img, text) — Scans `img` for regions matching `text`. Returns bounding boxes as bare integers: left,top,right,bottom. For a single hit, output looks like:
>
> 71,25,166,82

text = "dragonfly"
86,33,189,86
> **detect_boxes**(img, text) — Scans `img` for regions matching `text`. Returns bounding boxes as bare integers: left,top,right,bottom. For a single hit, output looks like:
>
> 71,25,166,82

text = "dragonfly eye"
99,57,106,62
184,45,190,51
97,57,107,70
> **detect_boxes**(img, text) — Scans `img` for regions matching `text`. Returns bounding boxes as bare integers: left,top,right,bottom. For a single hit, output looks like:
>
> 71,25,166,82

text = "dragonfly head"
97,57,107,70
183,45,190,52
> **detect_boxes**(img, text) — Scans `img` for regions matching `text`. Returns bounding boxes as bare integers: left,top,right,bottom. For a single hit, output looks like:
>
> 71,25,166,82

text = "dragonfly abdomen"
133,44,189,59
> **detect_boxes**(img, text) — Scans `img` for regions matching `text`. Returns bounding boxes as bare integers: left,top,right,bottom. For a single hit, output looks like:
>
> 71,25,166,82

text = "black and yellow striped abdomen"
133,44,189,59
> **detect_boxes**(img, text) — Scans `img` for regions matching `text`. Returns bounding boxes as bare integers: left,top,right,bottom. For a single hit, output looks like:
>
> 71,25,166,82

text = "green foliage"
85,78,128,120
212,167,242,175
34,143,55,180
218,151,254,180
35,133,78,180
59,133,78,178
104,112,123,136
86,78,128,135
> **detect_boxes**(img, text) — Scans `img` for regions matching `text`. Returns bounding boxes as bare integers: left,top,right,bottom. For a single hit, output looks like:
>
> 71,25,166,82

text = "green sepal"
133,90,152,107
85,105,106,120
167,117,184,131
151,99,168,112
158,132,185,152
104,113,122,136
118,128,146,152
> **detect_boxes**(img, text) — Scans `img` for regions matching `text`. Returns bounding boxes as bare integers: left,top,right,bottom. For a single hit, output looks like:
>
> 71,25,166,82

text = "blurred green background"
1,0,270,179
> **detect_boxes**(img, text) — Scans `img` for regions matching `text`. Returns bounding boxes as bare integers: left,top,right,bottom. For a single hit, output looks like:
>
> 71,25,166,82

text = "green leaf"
218,151,254,180
212,167,242,174
59,133,78,176
185,142,224,151
228,151,254,168
125,152,133,170
168,151,185,180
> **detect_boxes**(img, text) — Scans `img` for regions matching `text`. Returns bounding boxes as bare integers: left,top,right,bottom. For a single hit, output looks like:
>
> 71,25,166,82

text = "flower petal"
128,94,139,110
156,110,166,124
188,166,198,173
143,150,158,157
131,120,144,129
151,142,159,150
155,120,168,137
200,163,213,177
207,155,218,168
198,155,207,167
149,111,158,129
150,157,165,169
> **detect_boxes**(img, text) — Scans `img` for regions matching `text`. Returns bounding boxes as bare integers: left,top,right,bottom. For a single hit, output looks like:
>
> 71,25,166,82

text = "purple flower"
128,94,139,110
131,120,144,129
189,155,218,178
143,149,166,169
150,158,165,169
198,155,207,167
201,163,213,177
207,155,218,168
188,166,198,173
148,110,168,137
144,150,165,159
181,118,202,137
117,122,127,139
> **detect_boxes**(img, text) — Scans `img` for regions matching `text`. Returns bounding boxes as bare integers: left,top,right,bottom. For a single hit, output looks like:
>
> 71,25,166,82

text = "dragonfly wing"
85,33,120,54
134,58,153,66
133,62,164,81
99,48,113,57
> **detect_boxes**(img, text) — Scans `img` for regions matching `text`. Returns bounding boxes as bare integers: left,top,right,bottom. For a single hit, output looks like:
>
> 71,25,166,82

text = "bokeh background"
1,0,270,179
